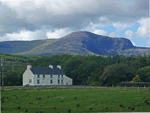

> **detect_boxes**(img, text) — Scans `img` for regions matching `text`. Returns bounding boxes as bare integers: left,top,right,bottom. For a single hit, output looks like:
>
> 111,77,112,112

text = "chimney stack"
57,65,61,69
27,65,32,69
49,64,53,69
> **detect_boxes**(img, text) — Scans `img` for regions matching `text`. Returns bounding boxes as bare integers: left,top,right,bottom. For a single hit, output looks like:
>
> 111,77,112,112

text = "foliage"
129,55,148,70
130,75,142,82
136,66,150,82
103,63,136,86
1,53,150,86
0,53,41,63
101,67,109,81
2,70,24,86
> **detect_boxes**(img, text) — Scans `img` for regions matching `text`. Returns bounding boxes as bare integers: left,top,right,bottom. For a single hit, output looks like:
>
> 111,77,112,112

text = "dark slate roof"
30,67,65,75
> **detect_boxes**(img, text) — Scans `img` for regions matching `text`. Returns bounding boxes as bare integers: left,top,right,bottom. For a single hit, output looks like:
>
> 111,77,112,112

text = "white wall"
34,74,65,85
23,69,34,86
65,75,73,85
23,69,73,86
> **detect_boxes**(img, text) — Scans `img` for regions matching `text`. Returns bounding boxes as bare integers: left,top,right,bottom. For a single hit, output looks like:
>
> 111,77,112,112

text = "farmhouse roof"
30,67,65,75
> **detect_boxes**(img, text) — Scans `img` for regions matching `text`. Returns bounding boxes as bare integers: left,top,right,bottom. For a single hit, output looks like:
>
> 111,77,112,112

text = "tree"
112,53,120,64
90,65,104,86
103,63,136,86
137,66,150,82
130,55,148,70
4,70,22,86
130,75,142,82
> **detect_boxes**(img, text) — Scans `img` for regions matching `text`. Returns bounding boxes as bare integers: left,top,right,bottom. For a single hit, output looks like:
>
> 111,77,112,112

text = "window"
37,80,40,84
29,79,32,83
58,75,60,78
50,80,53,84
37,75,40,78
43,75,45,78
61,75,63,78
50,75,53,78
61,79,63,84
58,79,60,84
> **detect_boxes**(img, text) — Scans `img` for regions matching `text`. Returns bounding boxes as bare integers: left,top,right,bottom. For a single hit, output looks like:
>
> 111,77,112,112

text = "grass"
1,86,150,113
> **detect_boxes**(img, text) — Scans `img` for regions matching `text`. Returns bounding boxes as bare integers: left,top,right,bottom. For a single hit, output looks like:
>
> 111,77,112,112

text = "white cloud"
46,28,72,39
0,0,149,42
92,29,107,36
82,17,112,34
113,22,134,32
135,18,149,38
131,41,135,46
89,22,107,30
124,30,134,39
99,16,109,22
0,27,73,42
0,25,5,32
146,39,150,47
0,29,49,41
109,32,119,37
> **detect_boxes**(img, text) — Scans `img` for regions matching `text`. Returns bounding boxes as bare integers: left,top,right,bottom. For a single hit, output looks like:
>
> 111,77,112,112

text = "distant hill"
0,31,150,57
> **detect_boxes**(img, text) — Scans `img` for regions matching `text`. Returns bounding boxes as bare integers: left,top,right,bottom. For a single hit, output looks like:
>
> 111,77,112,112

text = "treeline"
1,53,150,86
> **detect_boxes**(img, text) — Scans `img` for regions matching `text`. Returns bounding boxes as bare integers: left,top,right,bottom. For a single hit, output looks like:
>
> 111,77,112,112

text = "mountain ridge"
0,31,150,57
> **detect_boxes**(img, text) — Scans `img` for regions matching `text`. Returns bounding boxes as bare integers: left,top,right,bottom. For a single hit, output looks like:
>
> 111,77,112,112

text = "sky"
0,0,149,47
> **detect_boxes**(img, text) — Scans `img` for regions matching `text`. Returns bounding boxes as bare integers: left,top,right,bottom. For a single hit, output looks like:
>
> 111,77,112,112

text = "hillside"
0,53,41,73
0,31,150,57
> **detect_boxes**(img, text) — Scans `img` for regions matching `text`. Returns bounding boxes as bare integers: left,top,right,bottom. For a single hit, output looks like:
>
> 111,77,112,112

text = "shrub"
17,106,21,109
68,109,71,113
25,109,28,112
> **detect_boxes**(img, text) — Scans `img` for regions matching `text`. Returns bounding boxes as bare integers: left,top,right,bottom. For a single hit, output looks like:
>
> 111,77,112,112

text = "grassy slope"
1,87,150,113
0,53,41,73
17,39,58,55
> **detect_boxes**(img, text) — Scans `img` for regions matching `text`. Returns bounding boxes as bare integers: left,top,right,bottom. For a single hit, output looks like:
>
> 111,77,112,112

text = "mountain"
0,31,150,57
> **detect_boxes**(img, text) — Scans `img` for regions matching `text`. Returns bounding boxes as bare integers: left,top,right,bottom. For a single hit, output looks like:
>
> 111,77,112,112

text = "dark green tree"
4,70,22,86
104,63,136,86
137,66,150,82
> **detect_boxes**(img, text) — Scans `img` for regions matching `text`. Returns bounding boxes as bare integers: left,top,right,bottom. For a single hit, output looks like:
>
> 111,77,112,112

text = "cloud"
0,0,148,32
109,32,119,37
124,30,134,39
0,0,149,41
135,18,149,38
0,27,73,42
92,29,107,36
113,22,134,32
146,39,150,47
46,28,73,39
0,29,49,41
131,41,135,46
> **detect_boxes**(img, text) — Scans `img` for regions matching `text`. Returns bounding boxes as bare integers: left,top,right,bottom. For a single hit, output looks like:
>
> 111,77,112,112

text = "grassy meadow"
1,86,150,113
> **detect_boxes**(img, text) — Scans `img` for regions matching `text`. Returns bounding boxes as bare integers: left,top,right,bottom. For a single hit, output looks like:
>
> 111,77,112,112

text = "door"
66,82,68,85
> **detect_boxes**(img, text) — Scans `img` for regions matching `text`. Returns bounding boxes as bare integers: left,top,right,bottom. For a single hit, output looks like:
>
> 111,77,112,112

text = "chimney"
27,65,32,69
49,64,53,69
57,65,61,69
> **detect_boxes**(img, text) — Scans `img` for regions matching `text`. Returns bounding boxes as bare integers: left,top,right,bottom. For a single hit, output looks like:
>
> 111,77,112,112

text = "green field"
1,87,150,113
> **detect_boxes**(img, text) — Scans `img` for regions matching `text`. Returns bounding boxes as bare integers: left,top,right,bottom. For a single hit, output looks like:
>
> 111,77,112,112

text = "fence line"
3,85,150,88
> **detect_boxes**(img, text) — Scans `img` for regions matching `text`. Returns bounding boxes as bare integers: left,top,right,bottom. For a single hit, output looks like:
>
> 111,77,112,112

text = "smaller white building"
23,64,73,86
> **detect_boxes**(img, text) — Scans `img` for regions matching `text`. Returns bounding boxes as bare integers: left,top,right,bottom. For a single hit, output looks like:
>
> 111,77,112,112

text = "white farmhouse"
23,64,73,86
